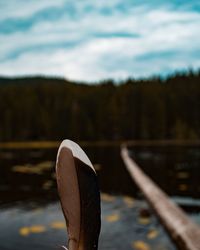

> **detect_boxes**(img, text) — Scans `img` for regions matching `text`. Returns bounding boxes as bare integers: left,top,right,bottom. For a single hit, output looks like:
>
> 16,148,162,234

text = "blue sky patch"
0,0,199,81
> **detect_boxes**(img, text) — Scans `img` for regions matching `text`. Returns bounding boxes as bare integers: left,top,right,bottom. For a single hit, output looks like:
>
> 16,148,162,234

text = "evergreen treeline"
0,70,200,142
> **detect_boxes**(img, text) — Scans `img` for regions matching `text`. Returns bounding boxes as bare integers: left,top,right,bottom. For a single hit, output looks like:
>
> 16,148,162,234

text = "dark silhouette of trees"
0,70,200,142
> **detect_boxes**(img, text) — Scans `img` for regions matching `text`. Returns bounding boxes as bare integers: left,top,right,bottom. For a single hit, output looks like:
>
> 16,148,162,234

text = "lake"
0,144,199,249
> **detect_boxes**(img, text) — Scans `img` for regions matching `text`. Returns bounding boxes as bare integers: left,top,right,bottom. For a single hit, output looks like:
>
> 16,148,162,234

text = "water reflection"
0,198,176,250
0,145,200,250
0,145,200,207
131,146,200,200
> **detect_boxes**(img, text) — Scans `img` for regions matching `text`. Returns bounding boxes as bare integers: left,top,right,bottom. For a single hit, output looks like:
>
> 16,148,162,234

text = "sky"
0,0,200,82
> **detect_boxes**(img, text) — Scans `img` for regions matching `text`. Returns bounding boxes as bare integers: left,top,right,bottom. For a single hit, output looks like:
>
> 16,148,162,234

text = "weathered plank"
121,146,200,250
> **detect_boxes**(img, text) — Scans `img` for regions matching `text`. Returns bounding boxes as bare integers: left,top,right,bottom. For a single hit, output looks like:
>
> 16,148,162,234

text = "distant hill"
0,76,72,86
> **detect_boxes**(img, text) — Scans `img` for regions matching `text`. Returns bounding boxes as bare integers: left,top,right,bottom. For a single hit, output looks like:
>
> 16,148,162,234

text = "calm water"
0,145,200,249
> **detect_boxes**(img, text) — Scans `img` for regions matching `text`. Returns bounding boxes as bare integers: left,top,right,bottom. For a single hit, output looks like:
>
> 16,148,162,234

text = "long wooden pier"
121,146,200,250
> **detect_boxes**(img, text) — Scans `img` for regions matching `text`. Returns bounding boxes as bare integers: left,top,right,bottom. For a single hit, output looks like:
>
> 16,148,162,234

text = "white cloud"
0,0,200,81
0,0,66,20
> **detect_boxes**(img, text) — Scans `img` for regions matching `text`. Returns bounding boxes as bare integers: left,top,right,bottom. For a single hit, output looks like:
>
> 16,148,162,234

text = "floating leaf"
147,228,159,239
19,225,46,236
12,165,39,174
36,161,53,169
132,240,151,250
42,180,53,190
29,225,46,233
101,193,115,202
138,217,151,225
51,221,66,229
123,196,135,207
12,161,54,175
176,172,189,179
178,184,188,191
19,227,30,236
105,213,120,222
32,208,43,215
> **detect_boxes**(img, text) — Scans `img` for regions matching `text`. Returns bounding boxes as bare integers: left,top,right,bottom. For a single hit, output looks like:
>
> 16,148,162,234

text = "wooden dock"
121,146,200,250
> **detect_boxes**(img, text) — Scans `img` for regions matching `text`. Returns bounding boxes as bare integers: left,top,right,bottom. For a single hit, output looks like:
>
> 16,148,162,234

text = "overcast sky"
1,0,200,82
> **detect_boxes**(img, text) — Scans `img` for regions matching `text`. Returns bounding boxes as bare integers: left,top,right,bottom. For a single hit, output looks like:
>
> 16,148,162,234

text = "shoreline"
0,140,200,149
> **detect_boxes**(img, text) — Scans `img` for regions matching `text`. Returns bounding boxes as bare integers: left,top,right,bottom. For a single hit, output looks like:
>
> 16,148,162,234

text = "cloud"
0,0,200,81
0,0,65,20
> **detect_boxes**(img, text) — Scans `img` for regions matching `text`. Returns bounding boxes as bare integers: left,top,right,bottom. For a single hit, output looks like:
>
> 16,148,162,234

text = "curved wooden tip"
56,140,101,250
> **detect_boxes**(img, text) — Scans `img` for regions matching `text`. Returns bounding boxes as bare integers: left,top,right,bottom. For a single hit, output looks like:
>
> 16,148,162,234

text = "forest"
0,70,200,142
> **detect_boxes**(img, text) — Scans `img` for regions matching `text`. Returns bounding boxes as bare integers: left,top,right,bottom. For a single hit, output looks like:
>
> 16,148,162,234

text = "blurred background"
0,0,200,249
